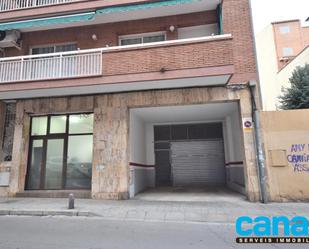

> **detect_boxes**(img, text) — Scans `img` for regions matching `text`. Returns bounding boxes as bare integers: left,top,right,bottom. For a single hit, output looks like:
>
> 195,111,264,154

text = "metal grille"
2,103,16,161
0,0,76,12
171,140,226,187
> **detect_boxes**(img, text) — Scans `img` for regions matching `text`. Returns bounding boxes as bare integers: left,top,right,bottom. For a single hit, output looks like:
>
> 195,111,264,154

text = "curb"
0,209,94,217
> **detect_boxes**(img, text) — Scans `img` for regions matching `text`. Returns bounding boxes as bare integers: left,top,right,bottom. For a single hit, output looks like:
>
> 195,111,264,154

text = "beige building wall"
256,25,279,111
261,110,309,201
278,46,309,89
257,20,309,111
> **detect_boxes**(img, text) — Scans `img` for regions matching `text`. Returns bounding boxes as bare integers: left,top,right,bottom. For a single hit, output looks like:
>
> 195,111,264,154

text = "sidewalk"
1,197,309,223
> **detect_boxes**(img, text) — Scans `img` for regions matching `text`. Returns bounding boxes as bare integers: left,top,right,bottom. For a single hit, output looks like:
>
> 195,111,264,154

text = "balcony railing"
0,0,77,12
0,49,103,83
0,34,233,84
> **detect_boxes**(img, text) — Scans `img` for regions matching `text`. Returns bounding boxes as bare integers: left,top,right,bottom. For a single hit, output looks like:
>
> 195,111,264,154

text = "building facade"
0,0,261,201
257,19,309,111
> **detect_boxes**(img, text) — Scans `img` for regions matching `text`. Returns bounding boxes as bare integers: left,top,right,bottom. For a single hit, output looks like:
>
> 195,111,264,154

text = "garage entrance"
154,123,225,188
129,102,246,200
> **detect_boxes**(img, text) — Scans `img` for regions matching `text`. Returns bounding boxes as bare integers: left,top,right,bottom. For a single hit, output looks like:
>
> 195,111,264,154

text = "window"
28,43,77,80
2,103,16,162
26,113,93,190
119,32,166,46
279,26,290,34
282,47,294,57
31,43,77,55
178,24,219,39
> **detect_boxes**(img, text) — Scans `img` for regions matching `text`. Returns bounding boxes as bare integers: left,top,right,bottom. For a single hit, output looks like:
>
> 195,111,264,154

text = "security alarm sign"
242,117,253,132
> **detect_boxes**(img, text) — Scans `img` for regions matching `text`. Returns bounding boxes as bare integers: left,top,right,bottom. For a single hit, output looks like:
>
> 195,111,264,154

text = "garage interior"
129,102,246,202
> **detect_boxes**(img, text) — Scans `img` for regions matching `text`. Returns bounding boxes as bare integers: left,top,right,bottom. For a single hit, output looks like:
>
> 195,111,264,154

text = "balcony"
0,49,103,83
0,34,234,99
0,0,78,12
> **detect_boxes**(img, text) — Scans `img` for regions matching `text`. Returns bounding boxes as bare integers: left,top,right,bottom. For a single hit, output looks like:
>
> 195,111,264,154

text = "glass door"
44,138,65,190
26,113,93,190
27,139,44,190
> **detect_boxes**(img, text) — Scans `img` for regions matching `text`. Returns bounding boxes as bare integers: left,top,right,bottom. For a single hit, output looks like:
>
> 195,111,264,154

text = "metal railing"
0,0,77,12
0,49,103,83
0,34,232,84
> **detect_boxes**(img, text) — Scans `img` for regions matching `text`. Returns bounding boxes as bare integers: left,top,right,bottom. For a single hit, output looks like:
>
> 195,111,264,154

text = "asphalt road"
0,216,307,249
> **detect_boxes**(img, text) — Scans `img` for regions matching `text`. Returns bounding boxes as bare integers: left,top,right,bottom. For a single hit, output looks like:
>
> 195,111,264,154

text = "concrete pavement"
1,196,309,224
1,216,308,249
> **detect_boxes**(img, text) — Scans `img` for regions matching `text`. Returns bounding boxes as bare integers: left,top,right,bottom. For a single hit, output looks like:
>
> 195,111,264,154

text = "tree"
279,64,309,110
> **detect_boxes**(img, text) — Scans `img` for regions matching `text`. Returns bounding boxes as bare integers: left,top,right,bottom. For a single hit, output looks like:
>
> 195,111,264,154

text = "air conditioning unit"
0,30,21,48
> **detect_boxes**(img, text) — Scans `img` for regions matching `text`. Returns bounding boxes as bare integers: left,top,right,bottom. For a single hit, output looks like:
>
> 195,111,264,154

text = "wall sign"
242,117,253,132
287,144,309,173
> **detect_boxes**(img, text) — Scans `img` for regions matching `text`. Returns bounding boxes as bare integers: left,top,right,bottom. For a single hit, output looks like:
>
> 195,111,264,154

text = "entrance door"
44,138,65,189
155,150,171,186
171,140,226,187
26,113,93,190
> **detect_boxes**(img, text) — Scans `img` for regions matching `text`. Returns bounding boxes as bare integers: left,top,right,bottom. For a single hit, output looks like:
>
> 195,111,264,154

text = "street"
0,216,308,249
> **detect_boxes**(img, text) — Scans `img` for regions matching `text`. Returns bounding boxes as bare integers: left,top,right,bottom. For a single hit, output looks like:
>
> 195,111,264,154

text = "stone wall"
3,87,261,201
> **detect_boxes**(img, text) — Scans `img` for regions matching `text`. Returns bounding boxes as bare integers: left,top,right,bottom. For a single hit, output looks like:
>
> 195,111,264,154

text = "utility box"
269,150,287,167
0,172,10,186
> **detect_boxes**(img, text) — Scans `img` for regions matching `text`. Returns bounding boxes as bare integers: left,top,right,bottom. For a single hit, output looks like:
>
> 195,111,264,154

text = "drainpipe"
248,81,268,204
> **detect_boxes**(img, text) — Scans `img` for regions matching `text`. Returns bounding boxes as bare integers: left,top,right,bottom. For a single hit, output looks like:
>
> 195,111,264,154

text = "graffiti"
287,144,309,173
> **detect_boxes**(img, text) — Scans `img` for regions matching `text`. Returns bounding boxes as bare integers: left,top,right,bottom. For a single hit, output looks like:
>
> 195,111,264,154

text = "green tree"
279,64,309,110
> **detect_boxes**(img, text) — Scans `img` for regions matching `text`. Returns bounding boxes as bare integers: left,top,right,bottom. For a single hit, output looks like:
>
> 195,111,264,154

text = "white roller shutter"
171,140,225,187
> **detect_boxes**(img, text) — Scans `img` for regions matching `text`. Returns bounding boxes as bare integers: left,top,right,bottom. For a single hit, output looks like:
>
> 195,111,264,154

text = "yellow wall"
261,110,309,201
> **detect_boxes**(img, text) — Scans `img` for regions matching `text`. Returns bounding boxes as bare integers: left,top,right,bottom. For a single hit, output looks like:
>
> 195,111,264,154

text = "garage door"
171,140,225,187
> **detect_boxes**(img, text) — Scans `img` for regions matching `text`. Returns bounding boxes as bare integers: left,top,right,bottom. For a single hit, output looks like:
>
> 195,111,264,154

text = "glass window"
31,117,48,136
69,114,93,134
143,35,165,43
2,103,16,161
31,43,77,55
27,113,93,191
50,116,67,134
282,47,294,57
66,135,93,189
120,38,142,46
279,26,290,34
31,46,54,55
55,44,77,52
120,33,166,46
45,139,64,189
27,139,44,190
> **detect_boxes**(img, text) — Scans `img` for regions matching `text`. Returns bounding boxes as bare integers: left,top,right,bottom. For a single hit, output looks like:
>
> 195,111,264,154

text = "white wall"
278,47,309,89
256,25,280,111
130,114,146,165
129,113,155,197
223,110,245,194
257,24,309,111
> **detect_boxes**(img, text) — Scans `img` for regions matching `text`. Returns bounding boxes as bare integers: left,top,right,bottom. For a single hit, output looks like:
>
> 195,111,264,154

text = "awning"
96,0,202,14
0,12,95,31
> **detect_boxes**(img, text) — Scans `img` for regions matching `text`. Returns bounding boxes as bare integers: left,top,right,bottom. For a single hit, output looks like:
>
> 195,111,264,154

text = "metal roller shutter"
171,140,225,187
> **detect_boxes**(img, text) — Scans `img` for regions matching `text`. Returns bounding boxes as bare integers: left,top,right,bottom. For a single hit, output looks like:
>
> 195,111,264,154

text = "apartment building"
0,0,261,201
257,19,309,110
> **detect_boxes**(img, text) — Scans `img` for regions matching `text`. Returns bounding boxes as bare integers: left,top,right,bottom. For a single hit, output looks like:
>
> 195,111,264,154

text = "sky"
250,0,309,33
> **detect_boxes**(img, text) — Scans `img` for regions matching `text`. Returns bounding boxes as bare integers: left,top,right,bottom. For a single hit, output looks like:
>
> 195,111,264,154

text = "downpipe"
248,81,268,204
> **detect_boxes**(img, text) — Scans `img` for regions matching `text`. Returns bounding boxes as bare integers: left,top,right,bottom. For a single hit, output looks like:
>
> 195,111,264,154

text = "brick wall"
272,20,304,70
103,38,233,76
6,10,217,57
3,0,258,86
302,27,309,49
222,0,257,83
